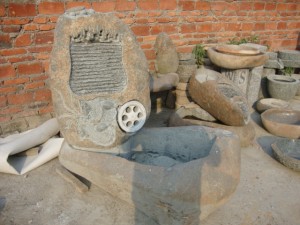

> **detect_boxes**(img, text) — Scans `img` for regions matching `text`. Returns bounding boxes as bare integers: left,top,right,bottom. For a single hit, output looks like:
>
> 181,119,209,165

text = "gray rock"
154,32,179,74
258,68,276,98
178,52,194,61
59,126,241,224
278,50,300,61
267,75,299,100
177,64,197,83
266,52,278,60
281,60,300,68
264,59,284,69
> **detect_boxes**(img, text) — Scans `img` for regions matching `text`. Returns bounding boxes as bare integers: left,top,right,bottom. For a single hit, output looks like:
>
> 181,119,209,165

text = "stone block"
264,59,284,69
281,60,300,68
266,51,278,60
278,50,300,61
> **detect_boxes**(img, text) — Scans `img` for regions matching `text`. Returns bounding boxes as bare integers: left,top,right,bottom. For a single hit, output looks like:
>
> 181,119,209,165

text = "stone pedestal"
221,66,263,106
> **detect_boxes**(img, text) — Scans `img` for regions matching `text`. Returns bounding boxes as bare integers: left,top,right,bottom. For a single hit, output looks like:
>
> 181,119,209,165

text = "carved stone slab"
50,8,151,151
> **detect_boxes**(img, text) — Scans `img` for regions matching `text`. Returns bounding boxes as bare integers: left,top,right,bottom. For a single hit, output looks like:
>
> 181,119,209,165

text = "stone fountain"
50,7,241,224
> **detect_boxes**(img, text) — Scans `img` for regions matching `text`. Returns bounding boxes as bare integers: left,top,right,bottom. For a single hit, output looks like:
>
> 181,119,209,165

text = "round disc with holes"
117,101,147,133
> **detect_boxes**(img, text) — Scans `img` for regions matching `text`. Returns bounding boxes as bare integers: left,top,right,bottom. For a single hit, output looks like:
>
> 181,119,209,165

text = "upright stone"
50,7,151,152
154,32,179,74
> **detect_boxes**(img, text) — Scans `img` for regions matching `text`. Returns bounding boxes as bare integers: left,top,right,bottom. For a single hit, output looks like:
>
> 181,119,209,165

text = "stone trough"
59,126,241,224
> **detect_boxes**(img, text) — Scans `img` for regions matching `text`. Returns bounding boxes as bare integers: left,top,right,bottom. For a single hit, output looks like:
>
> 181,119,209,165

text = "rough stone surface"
173,106,217,122
188,68,250,126
258,68,276,99
176,63,197,83
266,52,278,60
178,52,194,61
278,50,300,61
267,75,299,100
264,59,284,69
281,60,300,68
150,73,179,92
154,32,179,74
207,47,268,69
240,43,268,53
59,126,241,224
50,8,151,151
168,111,255,147
0,118,28,135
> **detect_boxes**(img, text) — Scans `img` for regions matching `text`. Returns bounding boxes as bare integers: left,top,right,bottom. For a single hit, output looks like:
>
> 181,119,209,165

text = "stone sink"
59,126,240,224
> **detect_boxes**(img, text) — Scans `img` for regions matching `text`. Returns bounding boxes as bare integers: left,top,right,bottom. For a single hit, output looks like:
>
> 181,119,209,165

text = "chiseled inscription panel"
70,42,126,95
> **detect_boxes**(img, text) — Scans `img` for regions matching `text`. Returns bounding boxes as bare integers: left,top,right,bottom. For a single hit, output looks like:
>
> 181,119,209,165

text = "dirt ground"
0,101,300,225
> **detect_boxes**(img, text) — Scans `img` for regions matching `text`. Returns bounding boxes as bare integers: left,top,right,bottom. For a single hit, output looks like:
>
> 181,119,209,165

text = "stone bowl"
207,47,268,69
261,108,300,139
271,139,300,172
256,98,290,113
267,75,299,100
215,44,260,56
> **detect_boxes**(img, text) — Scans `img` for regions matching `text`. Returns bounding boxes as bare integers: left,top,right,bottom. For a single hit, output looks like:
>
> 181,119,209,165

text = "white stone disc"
117,101,146,133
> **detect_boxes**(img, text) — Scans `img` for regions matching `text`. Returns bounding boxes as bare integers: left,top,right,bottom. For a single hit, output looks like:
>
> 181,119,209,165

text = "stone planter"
267,75,299,100
291,74,300,96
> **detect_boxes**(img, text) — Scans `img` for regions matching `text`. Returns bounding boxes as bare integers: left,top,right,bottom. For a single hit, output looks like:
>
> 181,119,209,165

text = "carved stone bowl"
271,139,300,172
261,108,300,139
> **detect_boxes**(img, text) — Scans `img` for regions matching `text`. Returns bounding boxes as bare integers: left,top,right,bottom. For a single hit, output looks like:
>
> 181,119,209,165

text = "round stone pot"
267,75,299,100
291,74,300,96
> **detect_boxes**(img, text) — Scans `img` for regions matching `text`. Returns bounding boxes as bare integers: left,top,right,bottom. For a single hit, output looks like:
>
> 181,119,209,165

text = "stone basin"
215,44,260,56
207,47,268,69
256,98,290,113
261,108,300,139
271,139,300,172
59,126,240,224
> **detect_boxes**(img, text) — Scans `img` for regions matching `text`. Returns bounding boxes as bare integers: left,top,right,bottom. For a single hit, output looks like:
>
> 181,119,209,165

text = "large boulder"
154,32,179,74
188,68,250,126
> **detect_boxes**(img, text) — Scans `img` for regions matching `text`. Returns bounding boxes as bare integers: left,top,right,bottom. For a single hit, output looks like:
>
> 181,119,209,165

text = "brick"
0,87,17,94
39,105,53,114
226,23,241,31
265,3,276,11
2,25,21,33
163,24,177,34
31,75,48,81
195,2,210,10
138,0,159,10
8,3,36,17
115,0,136,11
254,23,265,30
8,55,34,63
0,96,7,107
0,4,5,17
277,22,287,29
28,46,52,53
0,65,15,78
0,107,23,115
8,93,34,105
25,81,45,90
2,18,30,25
181,24,196,33
33,17,48,24
4,77,29,85
35,89,52,101
15,33,31,47
277,3,287,11
242,23,254,31
211,1,227,11
144,49,155,60
34,32,54,45
49,16,58,23
0,48,26,56
151,25,163,35
254,2,265,10
66,2,91,10
35,53,49,60
239,2,252,10
198,23,212,32
160,0,177,10
131,25,150,36
38,2,65,15
179,1,195,11
0,34,11,48
24,24,38,31
39,24,56,31
92,2,115,12
18,62,43,75
287,3,297,11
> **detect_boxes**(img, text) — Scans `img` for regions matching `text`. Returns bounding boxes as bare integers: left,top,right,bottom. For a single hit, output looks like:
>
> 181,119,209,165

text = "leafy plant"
281,67,295,76
192,44,206,68
228,35,260,45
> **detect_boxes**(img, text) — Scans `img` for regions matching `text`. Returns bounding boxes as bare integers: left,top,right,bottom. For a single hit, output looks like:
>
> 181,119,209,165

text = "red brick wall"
0,0,300,133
